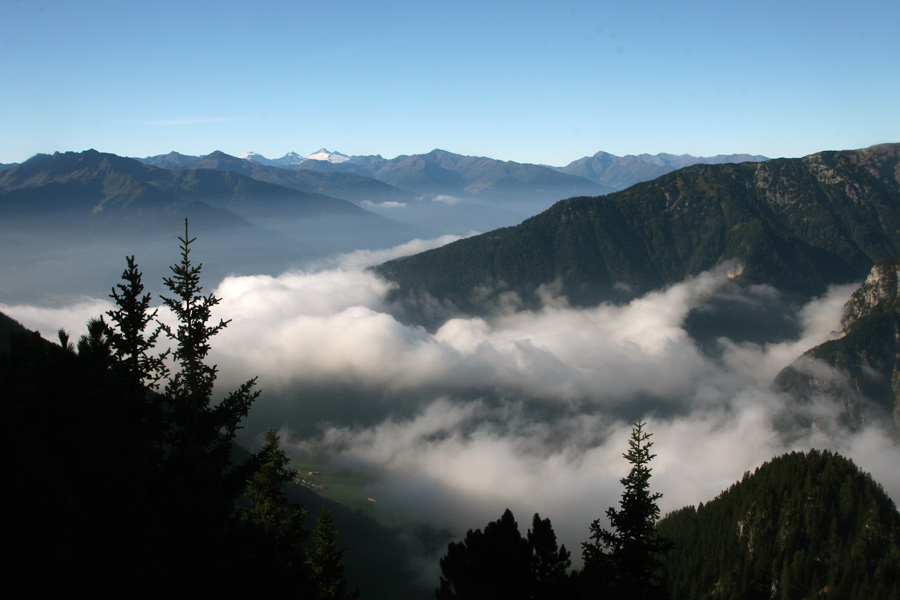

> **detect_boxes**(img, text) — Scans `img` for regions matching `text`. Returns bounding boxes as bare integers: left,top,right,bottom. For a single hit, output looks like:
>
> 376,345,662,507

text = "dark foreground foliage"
436,509,575,600
581,420,669,600
436,421,666,600
437,430,900,600
1,223,351,598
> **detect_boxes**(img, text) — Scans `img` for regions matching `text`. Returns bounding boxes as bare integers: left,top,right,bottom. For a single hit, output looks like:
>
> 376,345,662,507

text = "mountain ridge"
238,150,307,166
0,149,425,302
294,148,614,203
558,151,769,190
182,150,416,205
374,144,900,320
134,147,776,205
0,149,373,225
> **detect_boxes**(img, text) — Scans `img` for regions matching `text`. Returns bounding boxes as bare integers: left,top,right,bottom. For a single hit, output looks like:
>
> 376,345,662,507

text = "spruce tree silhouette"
582,421,668,600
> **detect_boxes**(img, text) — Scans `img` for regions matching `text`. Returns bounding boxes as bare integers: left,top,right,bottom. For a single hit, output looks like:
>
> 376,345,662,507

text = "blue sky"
3,0,898,165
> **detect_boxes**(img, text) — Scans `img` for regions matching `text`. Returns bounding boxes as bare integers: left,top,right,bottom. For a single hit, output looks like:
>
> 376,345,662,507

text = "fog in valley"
4,229,900,583
0,186,544,307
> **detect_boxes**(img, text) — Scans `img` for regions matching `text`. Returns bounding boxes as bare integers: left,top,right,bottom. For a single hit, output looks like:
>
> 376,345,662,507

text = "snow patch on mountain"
307,148,350,163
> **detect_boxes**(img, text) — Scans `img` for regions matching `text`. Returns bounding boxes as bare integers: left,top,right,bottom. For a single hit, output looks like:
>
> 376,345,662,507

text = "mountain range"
0,149,423,302
225,148,769,191
4,141,900,598
0,146,773,246
558,150,768,190
136,148,767,202
286,148,614,202
0,149,374,229
375,144,900,318
181,151,416,206
238,150,308,166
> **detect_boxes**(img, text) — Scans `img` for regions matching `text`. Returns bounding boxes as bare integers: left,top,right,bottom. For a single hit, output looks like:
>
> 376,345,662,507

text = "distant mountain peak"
271,151,306,166
306,148,350,163
136,151,199,168
559,150,769,190
240,151,306,167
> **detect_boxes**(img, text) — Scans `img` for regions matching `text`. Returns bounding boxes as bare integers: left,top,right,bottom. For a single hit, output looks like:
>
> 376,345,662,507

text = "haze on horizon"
3,1,899,165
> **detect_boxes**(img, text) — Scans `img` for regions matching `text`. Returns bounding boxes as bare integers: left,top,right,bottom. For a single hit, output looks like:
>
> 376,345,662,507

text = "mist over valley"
4,143,900,596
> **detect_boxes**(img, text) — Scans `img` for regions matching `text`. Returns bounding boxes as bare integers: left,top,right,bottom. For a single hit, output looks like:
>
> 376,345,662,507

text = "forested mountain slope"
375,144,900,316
658,450,900,600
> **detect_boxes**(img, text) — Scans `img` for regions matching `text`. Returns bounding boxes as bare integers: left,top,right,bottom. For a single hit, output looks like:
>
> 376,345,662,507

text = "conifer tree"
158,220,259,468
56,328,74,352
236,428,314,595
309,504,355,600
4,225,327,595
243,428,308,544
436,509,563,600
528,513,573,600
582,420,668,600
151,220,262,588
75,317,112,367
104,254,168,394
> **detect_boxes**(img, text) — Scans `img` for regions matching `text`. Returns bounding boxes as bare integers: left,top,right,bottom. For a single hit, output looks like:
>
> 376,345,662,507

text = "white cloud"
360,200,407,209
208,264,738,404
718,283,855,386
322,235,465,270
0,298,114,342
4,246,897,564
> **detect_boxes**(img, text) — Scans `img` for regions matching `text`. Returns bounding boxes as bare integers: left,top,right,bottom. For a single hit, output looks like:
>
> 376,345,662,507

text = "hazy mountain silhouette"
0,150,425,302
296,148,614,202
558,151,768,191
183,150,416,205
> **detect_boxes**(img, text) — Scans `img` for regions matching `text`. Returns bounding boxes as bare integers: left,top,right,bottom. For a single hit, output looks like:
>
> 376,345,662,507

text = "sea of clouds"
5,236,899,575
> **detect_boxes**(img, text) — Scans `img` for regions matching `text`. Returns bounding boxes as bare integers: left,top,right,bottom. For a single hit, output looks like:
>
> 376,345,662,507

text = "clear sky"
3,0,898,166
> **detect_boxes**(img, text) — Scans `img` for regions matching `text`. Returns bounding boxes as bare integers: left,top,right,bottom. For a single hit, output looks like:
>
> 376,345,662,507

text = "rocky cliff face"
775,255,900,433
843,256,900,327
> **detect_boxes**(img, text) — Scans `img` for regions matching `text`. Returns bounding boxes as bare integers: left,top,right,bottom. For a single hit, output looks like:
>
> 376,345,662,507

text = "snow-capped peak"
306,148,350,163
239,151,266,161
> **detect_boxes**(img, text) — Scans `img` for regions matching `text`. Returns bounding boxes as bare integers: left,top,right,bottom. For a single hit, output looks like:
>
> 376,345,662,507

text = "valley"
3,143,900,599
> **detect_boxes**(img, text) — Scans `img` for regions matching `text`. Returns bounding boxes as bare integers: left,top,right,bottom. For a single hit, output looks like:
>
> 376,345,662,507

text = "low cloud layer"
361,200,407,209
4,240,898,574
